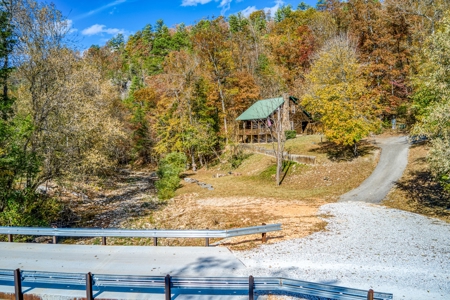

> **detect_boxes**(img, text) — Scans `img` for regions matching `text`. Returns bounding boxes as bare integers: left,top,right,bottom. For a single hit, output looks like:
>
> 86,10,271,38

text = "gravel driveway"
339,136,409,203
235,202,450,299
234,136,450,299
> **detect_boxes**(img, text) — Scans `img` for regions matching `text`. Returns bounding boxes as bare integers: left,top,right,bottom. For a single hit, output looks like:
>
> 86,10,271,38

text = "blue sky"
42,0,318,49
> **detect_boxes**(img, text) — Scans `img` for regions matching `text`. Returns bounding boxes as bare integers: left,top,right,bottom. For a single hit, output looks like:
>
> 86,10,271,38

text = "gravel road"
234,136,450,299
339,136,409,203
234,202,450,300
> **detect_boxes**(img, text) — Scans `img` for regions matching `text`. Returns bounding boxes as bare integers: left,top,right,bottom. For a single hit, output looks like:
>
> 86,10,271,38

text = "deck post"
14,268,23,300
367,289,374,300
261,223,267,243
165,274,171,300
86,272,93,300
248,275,254,300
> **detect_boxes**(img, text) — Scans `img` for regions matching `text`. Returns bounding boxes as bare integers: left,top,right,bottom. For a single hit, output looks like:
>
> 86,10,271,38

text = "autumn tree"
303,36,380,155
10,0,128,181
192,17,233,142
152,50,219,168
348,0,411,118
412,12,450,189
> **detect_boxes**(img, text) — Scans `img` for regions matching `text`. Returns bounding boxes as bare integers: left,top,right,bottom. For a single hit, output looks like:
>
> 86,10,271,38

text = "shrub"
0,191,62,228
285,130,297,140
155,152,187,200
230,151,252,169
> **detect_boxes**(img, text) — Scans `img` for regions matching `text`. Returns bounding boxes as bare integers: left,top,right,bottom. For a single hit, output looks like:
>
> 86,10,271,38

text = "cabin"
236,94,319,143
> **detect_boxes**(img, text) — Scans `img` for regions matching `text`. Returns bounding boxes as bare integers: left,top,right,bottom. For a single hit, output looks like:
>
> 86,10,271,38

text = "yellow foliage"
303,36,380,147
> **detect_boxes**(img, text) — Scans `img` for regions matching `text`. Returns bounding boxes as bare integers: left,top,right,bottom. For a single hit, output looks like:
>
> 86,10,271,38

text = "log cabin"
236,94,320,143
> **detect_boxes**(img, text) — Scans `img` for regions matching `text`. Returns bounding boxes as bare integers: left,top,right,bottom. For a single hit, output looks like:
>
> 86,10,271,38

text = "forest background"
0,0,449,226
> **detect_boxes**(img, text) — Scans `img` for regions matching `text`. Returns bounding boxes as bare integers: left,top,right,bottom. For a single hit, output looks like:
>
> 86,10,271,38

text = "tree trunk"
276,108,282,186
217,79,228,144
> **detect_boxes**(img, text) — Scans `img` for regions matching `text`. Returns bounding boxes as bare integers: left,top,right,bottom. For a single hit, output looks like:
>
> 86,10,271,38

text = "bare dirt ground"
118,194,328,250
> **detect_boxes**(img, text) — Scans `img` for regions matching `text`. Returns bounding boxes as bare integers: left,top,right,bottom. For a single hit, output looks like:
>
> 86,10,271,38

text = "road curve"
339,136,409,203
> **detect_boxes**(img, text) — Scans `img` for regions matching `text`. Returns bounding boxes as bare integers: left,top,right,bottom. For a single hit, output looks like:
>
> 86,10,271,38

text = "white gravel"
233,202,450,300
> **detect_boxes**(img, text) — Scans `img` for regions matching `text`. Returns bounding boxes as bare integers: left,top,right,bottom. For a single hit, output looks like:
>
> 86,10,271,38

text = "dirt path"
339,136,409,203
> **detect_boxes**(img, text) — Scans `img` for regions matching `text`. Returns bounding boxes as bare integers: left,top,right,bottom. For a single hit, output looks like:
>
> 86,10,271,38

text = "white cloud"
264,0,284,17
219,0,232,14
81,24,127,36
241,6,257,17
181,0,233,15
181,0,212,6
75,0,127,20
240,0,284,18
66,19,78,33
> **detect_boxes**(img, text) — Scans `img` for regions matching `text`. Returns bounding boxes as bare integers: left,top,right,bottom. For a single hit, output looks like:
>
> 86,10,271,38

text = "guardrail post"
86,272,93,300
53,236,57,244
248,275,254,300
261,223,267,243
14,268,23,300
367,289,374,300
102,237,106,245
8,234,13,242
205,228,209,247
165,274,171,300
154,228,158,246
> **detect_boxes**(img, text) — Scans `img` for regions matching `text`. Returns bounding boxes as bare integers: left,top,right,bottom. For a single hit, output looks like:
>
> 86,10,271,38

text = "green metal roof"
236,97,284,121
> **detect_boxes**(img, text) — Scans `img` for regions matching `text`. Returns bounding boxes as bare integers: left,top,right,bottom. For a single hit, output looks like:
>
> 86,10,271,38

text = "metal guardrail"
0,224,281,246
0,268,394,300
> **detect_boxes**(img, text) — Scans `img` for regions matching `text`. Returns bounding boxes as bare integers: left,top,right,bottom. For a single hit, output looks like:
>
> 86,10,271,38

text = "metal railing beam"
0,224,281,239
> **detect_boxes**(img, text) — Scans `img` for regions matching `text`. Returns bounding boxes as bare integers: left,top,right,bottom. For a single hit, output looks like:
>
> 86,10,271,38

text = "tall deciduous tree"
303,36,380,155
192,17,233,142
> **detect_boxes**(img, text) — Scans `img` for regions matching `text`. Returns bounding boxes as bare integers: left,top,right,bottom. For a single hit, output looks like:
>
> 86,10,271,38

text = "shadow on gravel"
311,140,377,161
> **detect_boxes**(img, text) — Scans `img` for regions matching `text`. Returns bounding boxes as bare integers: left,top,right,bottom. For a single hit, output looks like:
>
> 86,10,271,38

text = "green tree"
155,152,187,200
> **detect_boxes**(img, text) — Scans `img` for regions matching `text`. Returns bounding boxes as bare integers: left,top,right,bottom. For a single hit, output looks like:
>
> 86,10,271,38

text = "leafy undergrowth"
383,143,450,222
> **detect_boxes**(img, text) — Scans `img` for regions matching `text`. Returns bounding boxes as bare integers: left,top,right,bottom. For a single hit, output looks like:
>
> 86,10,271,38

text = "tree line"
1,0,449,224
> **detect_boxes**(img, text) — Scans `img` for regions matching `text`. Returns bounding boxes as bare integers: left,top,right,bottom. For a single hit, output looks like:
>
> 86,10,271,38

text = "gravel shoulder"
234,202,450,300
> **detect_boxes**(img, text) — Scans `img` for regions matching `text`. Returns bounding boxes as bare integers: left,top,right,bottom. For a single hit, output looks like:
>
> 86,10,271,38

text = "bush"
285,130,297,140
155,152,187,200
230,151,252,169
0,191,62,228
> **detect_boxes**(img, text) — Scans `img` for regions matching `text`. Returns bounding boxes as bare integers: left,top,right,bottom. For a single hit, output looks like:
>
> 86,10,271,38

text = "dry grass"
383,143,450,222
110,194,329,250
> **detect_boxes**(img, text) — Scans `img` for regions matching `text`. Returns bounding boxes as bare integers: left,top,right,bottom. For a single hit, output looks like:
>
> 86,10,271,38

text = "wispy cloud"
240,6,257,17
75,0,127,20
181,0,212,6
181,0,234,15
81,24,128,36
219,0,232,15
240,0,284,17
